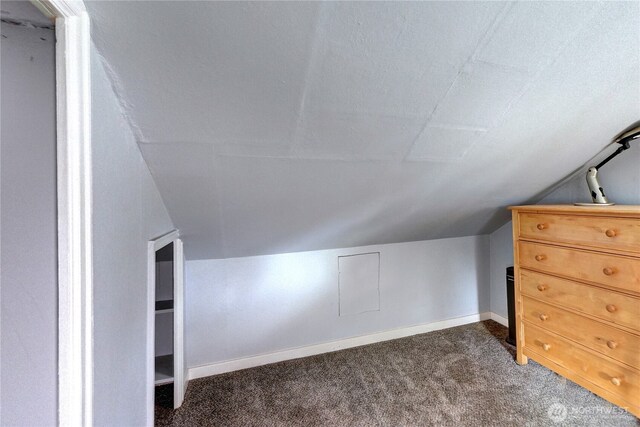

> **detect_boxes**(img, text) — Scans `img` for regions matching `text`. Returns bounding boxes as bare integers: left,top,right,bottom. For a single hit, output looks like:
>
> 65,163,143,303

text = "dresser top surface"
509,205,640,216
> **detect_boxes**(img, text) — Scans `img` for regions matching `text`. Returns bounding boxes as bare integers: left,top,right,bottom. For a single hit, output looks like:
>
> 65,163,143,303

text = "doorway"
147,232,186,426
154,242,174,410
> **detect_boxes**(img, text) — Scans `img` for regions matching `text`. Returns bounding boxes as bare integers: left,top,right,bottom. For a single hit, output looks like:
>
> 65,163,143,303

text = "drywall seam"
91,48,145,142
478,5,611,199
469,2,600,140
401,2,513,162
290,3,324,153
400,71,458,161
92,49,178,228
188,312,492,379
468,2,514,64
464,2,608,167
422,123,488,132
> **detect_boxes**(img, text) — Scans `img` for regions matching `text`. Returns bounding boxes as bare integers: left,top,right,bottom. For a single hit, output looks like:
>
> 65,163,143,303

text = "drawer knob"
536,284,548,292
535,254,546,262
603,267,615,276
539,314,549,321
611,377,622,387
542,343,551,351
606,340,618,349
536,223,548,230
605,229,617,237
606,304,617,313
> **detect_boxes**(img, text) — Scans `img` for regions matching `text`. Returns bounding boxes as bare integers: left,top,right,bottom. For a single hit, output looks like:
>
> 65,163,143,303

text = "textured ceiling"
86,1,640,260
1,1,52,26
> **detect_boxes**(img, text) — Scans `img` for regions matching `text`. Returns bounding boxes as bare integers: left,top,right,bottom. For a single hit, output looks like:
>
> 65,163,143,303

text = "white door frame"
146,231,186,426
30,1,93,425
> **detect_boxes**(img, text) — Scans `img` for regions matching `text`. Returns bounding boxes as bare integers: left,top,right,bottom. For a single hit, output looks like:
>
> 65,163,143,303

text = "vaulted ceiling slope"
1,1,52,26
87,1,640,260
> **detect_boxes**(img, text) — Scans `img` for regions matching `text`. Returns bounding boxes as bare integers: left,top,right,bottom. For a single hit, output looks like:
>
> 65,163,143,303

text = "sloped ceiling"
1,1,52,26
86,1,640,260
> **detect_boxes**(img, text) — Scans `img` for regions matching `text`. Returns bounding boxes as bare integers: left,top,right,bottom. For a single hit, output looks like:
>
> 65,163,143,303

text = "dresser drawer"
519,213,640,254
519,241,640,293
520,270,640,331
523,296,640,368
524,323,640,406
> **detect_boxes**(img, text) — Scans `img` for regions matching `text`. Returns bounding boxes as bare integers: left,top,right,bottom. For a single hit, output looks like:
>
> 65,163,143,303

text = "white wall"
90,47,174,426
0,20,57,426
489,142,640,318
186,235,489,368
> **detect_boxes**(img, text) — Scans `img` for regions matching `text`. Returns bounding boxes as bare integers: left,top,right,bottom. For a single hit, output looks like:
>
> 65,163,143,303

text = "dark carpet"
156,320,639,426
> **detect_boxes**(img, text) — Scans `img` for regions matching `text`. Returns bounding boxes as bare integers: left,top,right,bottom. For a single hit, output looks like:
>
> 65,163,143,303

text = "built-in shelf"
155,354,173,385
155,299,173,313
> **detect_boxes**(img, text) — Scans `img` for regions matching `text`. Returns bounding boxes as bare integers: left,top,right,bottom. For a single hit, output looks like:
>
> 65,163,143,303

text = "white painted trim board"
173,239,187,409
189,312,504,380
30,1,93,425
490,312,509,327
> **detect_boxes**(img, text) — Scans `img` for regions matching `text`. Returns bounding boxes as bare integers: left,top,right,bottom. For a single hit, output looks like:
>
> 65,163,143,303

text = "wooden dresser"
509,205,640,417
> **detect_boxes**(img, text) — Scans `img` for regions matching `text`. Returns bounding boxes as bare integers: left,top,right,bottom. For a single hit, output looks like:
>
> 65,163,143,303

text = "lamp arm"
594,141,630,170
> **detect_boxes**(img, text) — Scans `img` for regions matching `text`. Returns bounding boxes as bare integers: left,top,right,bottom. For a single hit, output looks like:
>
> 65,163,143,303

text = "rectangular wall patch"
338,252,380,316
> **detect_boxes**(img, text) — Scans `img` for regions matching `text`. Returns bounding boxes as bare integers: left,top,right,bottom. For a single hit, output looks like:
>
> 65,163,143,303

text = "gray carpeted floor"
156,320,639,426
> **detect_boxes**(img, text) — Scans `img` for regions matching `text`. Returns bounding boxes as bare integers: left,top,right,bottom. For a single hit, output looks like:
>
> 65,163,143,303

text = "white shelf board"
155,354,173,385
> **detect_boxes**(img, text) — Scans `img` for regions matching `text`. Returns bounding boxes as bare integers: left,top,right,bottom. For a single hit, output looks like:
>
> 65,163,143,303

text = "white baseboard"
188,312,495,380
490,312,509,327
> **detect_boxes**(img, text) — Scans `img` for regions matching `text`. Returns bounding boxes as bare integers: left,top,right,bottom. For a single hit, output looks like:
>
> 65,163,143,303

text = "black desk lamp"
577,120,640,205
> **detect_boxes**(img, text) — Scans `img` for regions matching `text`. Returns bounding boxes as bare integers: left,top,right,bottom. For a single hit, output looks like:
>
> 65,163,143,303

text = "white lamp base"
574,202,616,206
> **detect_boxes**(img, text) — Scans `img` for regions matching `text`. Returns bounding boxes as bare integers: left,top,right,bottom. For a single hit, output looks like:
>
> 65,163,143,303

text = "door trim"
30,1,93,425
173,238,186,409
